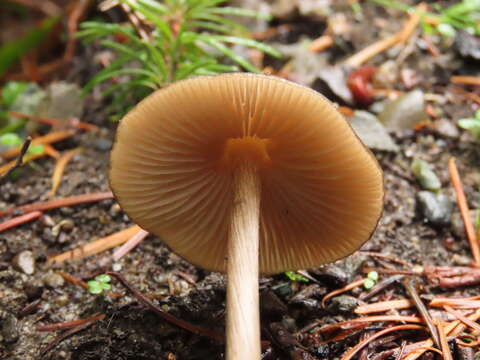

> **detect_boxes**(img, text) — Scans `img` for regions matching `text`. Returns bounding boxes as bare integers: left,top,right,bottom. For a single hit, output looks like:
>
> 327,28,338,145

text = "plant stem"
226,161,261,360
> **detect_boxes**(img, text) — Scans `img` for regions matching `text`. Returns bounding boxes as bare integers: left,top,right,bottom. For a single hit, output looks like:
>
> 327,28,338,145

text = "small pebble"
416,191,452,226
94,138,113,152
43,273,65,288
327,295,357,313
0,311,18,343
112,263,122,272
12,250,35,275
411,159,441,191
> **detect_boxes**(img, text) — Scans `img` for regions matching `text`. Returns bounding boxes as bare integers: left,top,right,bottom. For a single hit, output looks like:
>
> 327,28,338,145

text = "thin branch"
403,278,440,348
47,225,140,265
0,211,43,233
108,271,224,342
448,157,480,266
321,278,366,308
0,136,31,183
0,191,113,217
37,313,106,332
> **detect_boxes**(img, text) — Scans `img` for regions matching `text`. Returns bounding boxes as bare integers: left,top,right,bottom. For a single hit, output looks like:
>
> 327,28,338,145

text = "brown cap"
110,73,383,274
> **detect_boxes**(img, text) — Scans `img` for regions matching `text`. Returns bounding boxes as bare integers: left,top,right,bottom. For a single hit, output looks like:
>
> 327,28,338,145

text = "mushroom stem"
226,161,261,360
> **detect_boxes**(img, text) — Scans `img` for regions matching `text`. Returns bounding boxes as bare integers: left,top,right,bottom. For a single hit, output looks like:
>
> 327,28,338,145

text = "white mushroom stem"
226,161,261,360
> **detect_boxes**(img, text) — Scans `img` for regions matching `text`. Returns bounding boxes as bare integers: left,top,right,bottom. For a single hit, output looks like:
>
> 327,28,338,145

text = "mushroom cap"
110,73,383,274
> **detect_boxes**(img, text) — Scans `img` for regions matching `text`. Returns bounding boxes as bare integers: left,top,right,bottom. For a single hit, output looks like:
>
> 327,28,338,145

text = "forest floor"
1,0,480,359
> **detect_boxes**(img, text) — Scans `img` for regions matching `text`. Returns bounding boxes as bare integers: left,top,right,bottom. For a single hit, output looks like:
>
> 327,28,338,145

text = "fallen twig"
0,191,114,217
340,324,427,360
309,35,334,53
112,229,149,262
344,4,425,67
37,313,105,332
39,312,103,357
47,225,140,265
451,76,480,87
322,278,366,308
108,272,224,342
0,211,43,233
448,157,480,266
1,130,75,160
355,299,413,314
0,136,31,182
443,305,480,334
48,148,82,197
9,111,98,131
403,278,440,348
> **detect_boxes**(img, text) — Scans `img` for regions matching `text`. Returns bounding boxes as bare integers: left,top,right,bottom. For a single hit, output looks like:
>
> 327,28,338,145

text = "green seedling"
285,271,309,283
0,133,44,155
363,271,379,289
458,110,480,139
78,0,281,116
87,274,112,295
369,0,480,37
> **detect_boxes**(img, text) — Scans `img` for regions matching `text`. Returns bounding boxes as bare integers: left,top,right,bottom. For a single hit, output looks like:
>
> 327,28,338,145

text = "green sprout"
0,133,45,155
285,271,309,283
78,0,281,117
363,271,379,290
369,0,480,37
87,274,112,294
458,110,480,139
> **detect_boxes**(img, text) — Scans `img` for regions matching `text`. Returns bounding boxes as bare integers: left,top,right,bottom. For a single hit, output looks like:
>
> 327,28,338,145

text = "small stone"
112,263,122,272
12,250,35,275
349,111,399,152
327,295,357,313
411,159,441,191
416,191,452,227
432,119,459,139
0,311,18,343
379,90,427,130
452,254,472,266
43,273,65,288
94,138,113,152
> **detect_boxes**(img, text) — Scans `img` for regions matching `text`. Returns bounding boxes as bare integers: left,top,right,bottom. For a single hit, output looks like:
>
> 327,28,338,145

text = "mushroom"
109,73,383,359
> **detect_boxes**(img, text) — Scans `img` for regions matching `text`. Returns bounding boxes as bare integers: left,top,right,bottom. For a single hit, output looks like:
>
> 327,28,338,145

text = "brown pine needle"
443,305,480,334
9,111,98,131
448,157,480,266
37,313,106,332
322,278,366,308
340,324,426,360
0,191,114,217
404,309,480,360
1,130,75,160
0,211,43,233
309,35,334,53
344,4,425,67
0,152,47,176
317,315,423,334
436,320,453,360
430,298,480,309
355,299,414,314
43,144,61,159
48,148,82,197
112,229,149,262
451,76,480,86
47,225,141,264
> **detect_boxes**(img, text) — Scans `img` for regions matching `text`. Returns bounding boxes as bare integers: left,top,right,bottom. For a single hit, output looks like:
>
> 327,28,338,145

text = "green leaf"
95,274,111,283
285,271,309,282
209,35,282,58
2,81,29,107
0,133,22,147
199,36,260,73
27,144,44,155
367,271,379,281
87,280,103,294
0,17,60,76
363,278,376,290
437,23,456,37
209,6,271,20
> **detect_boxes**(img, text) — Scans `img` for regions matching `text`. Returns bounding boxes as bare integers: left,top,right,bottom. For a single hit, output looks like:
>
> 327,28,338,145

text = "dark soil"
1,1,479,359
